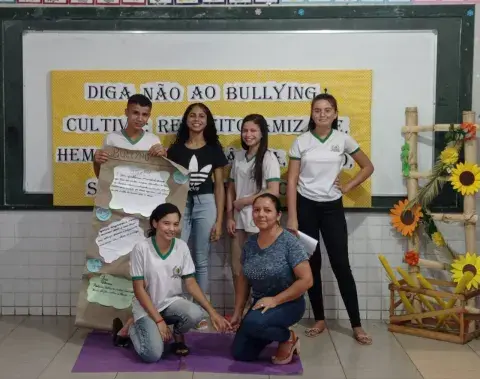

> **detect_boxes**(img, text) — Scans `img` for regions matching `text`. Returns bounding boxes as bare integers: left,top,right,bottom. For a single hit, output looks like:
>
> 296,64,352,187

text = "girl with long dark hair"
126,203,230,362
286,92,374,345
167,103,228,329
226,114,280,304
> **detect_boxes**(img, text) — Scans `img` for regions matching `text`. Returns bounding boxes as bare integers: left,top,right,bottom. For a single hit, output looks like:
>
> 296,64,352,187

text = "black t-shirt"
167,143,228,194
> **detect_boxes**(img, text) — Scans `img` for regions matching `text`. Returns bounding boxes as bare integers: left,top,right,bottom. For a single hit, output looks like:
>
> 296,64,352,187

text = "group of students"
93,92,374,365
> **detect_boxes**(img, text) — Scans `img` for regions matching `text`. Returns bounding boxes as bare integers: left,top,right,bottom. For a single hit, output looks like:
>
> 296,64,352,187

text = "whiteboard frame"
0,5,474,211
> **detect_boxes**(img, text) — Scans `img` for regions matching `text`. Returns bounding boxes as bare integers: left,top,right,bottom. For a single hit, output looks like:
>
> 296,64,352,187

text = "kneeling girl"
129,203,230,363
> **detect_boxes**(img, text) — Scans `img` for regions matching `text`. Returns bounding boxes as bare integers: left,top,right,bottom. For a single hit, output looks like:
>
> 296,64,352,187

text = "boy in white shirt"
92,93,166,345
93,93,166,177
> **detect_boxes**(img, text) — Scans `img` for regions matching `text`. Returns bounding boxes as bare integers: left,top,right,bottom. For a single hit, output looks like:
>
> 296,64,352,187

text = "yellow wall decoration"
51,69,372,207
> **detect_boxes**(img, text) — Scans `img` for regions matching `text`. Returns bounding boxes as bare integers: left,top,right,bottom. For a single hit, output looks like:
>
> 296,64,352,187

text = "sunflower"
431,232,445,247
390,199,423,236
440,147,459,166
451,252,480,290
449,162,480,196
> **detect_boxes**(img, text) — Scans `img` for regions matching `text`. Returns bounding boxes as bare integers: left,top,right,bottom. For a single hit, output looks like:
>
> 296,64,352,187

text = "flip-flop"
171,341,190,356
304,327,325,338
353,331,372,345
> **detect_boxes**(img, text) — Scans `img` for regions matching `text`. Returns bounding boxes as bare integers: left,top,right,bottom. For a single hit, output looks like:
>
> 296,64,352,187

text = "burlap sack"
75,146,189,330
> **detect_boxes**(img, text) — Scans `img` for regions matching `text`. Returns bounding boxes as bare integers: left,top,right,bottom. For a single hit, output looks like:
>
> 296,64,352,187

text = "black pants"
297,193,361,328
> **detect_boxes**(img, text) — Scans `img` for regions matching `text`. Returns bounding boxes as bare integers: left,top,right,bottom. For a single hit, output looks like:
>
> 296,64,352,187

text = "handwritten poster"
87,274,134,310
109,166,171,216
96,217,144,263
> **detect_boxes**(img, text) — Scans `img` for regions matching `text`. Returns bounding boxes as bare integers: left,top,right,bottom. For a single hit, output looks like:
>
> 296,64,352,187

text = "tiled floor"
0,316,479,379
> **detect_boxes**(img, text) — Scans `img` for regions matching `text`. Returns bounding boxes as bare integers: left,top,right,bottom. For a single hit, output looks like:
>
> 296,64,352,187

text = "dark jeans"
297,193,361,328
231,296,305,362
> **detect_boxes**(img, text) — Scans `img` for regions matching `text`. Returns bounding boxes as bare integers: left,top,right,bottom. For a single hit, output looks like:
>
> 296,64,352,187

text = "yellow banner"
52,70,372,207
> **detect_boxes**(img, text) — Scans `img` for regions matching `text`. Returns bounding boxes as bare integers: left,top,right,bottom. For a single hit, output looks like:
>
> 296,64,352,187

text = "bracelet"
155,318,165,324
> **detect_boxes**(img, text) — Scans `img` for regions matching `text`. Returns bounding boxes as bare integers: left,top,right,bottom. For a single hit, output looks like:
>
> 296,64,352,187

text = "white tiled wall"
0,209,471,321
1,3,480,322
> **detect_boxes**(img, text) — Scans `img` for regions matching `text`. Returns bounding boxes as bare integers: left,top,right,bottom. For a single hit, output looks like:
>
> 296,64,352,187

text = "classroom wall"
0,4,479,320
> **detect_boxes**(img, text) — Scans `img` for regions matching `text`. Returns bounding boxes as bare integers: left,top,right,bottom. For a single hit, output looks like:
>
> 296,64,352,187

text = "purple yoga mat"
72,331,303,375
72,331,180,373
184,332,303,375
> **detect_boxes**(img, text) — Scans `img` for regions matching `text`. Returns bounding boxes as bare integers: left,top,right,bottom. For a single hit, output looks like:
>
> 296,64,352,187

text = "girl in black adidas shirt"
167,103,228,329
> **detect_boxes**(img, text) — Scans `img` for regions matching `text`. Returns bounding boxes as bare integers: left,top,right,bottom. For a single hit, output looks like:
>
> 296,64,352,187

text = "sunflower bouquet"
405,123,479,211
393,122,478,264
443,123,479,196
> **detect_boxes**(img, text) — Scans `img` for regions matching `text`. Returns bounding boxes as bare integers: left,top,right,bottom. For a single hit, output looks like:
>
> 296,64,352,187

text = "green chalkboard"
0,5,474,212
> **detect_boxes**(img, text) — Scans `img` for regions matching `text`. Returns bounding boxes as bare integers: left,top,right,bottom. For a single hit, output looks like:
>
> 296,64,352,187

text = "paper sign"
96,217,145,263
298,231,318,256
109,166,171,217
87,274,134,309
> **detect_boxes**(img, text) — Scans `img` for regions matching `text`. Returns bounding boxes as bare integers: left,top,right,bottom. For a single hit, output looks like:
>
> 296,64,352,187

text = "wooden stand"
385,108,480,344
388,279,480,344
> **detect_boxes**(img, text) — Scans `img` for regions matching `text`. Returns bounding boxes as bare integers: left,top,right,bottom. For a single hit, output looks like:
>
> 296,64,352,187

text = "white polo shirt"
289,129,360,202
130,237,195,322
102,129,161,150
229,150,281,232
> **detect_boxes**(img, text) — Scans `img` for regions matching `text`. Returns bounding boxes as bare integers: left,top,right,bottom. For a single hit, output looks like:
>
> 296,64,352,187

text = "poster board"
51,69,373,208
74,146,189,330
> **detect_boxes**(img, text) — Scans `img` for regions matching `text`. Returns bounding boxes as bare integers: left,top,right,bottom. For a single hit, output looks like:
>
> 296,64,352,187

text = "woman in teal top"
230,193,313,365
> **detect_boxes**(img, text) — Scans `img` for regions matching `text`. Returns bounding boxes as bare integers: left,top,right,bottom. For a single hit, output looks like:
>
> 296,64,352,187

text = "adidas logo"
188,155,212,192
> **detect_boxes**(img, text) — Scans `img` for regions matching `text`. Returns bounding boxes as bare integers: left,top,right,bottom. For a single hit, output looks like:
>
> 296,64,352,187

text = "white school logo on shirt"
171,266,182,279
330,144,340,153
188,155,212,192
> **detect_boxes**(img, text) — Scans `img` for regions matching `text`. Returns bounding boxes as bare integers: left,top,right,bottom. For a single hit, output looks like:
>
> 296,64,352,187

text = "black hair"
147,203,181,237
241,114,269,192
127,93,152,109
171,103,222,148
307,92,339,130
253,193,282,214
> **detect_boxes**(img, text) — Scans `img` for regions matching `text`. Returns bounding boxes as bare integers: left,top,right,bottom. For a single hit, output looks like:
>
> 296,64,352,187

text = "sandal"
195,319,208,330
304,327,325,338
112,318,131,348
353,331,372,345
272,331,300,365
171,341,190,356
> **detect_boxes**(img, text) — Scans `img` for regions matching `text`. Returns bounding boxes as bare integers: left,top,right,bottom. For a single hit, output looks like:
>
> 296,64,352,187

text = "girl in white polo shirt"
127,203,231,362
286,92,374,345
226,114,281,300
